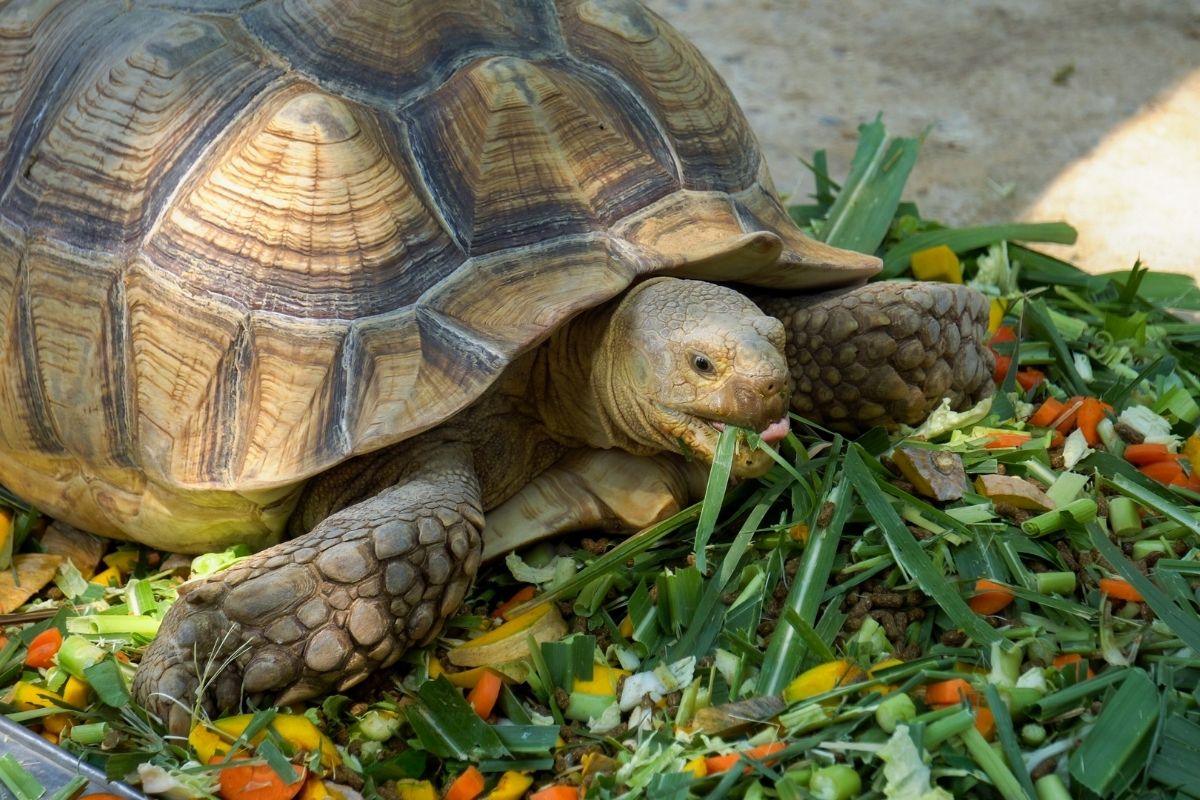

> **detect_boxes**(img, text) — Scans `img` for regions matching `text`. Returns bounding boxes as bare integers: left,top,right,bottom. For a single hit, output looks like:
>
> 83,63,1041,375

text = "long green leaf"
881,222,1077,278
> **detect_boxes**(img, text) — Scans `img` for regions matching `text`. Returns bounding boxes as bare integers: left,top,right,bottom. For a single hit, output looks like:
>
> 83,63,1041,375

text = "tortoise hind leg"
752,282,994,432
132,440,482,736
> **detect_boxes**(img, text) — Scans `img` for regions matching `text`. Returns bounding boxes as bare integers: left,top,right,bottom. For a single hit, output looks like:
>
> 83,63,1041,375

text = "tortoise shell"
0,0,875,542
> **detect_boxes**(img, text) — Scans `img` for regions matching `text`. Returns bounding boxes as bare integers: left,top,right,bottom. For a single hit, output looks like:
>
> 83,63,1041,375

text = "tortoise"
0,0,993,732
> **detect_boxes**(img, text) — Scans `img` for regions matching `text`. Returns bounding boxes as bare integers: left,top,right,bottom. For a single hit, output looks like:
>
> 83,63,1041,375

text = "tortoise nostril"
765,382,775,393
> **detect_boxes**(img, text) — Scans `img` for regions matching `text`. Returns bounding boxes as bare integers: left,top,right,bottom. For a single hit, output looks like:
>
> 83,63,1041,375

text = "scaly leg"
482,449,708,561
753,282,994,432
132,439,482,735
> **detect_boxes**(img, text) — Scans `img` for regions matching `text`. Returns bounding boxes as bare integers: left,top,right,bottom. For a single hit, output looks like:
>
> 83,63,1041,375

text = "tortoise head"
607,278,791,477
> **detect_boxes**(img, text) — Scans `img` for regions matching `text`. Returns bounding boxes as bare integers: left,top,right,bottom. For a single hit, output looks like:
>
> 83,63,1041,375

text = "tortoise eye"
690,353,715,376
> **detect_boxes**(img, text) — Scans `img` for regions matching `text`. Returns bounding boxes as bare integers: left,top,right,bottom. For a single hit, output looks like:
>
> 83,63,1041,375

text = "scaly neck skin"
532,302,658,455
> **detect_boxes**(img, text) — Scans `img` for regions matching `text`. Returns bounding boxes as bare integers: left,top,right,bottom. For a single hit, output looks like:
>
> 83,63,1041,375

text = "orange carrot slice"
1098,578,1144,603
445,766,485,800
968,579,1014,615
24,628,63,669
1140,460,1185,485
924,678,978,706
703,742,786,776
492,586,536,619
467,669,503,719
1029,398,1066,428
1124,443,1179,465
215,763,306,800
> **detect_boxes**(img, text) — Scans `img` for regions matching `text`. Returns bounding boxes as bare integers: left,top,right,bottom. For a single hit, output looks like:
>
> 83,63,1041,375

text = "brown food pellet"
1030,758,1057,780
939,629,968,646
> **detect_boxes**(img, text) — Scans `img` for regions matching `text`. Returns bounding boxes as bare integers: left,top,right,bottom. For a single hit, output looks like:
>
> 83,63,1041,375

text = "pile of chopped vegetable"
2,119,1200,800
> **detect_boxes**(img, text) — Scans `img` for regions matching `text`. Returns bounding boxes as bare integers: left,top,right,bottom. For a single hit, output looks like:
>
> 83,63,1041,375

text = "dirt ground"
645,0,1200,281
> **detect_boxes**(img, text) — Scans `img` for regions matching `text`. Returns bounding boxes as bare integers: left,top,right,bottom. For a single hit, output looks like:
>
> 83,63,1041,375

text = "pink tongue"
759,416,791,444
710,418,790,443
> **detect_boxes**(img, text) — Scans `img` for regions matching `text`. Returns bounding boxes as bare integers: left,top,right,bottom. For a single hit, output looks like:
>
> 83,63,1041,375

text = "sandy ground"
645,0,1200,280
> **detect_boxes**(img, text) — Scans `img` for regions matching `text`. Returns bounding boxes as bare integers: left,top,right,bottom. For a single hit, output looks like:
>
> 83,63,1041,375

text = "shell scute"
406,56,678,256
559,0,760,192
144,83,464,319
242,0,561,106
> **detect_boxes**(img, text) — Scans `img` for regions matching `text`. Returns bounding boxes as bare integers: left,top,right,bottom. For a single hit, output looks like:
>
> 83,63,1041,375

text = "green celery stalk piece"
819,116,921,254
0,754,44,800
1068,668,1159,796
845,447,1002,647
882,222,1077,278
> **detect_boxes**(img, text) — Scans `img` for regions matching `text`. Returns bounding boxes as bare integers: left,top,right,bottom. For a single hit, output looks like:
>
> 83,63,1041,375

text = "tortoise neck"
533,300,657,455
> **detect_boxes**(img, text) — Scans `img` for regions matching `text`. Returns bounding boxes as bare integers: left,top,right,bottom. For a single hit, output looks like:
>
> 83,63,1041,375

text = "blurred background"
646,0,1200,280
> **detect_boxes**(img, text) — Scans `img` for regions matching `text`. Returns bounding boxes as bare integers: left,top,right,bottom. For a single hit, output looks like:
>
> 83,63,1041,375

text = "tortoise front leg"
753,282,994,433
132,441,482,735
483,450,707,561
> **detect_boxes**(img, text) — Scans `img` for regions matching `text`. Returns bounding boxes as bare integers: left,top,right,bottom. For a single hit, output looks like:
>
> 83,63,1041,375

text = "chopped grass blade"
818,116,921,254
1068,668,1158,796
1088,523,1200,654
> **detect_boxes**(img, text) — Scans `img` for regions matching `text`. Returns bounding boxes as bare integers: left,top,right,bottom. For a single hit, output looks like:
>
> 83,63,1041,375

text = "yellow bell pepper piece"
782,660,865,703
61,676,91,708
573,664,628,696
102,549,140,576
618,614,634,639
88,566,122,587
682,757,708,779
910,244,963,284
0,509,11,568
867,658,905,695
428,656,444,679
43,713,72,735
1183,434,1200,473
485,771,533,800
394,780,437,800
6,680,61,712
447,602,566,667
988,299,1006,335
191,713,340,770
298,777,349,800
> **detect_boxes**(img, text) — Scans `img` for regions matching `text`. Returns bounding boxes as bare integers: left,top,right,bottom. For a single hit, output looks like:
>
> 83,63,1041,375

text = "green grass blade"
881,222,1077,278
693,425,739,573
844,447,1002,647
756,471,851,695
819,116,921,254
